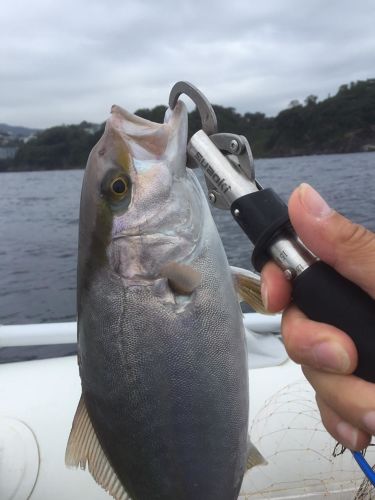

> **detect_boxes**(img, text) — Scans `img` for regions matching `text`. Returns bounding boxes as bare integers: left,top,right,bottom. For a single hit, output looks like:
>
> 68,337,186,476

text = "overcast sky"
1,0,375,128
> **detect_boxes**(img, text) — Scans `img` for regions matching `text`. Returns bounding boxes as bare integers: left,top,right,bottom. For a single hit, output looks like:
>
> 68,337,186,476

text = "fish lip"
110,99,186,127
108,100,188,163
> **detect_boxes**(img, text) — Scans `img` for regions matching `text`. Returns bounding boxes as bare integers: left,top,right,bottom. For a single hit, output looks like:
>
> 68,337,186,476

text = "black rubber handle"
293,261,375,382
231,189,375,382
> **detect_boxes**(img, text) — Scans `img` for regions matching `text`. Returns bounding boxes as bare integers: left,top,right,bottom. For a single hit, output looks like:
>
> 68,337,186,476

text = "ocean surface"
0,152,374,326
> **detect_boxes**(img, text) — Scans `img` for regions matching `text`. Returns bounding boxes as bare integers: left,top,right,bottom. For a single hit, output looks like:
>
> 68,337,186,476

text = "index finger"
261,261,292,312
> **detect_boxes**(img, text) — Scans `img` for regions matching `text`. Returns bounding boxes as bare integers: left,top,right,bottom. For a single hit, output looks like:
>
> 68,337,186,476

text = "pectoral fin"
247,439,267,469
161,262,201,295
65,395,131,500
231,266,268,314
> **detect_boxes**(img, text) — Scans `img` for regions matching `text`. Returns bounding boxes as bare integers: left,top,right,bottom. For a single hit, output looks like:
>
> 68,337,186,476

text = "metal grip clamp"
169,81,375,383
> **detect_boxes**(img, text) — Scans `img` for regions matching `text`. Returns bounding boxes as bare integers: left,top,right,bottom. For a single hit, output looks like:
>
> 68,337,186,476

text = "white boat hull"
0,315,373,499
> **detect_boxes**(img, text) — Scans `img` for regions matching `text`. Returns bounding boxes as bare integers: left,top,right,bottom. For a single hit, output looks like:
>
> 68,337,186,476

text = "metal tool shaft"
269,235,317,278
188,130,258,205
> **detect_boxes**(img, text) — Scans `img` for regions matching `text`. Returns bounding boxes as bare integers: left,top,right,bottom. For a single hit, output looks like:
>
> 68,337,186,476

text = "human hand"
261,183,375,450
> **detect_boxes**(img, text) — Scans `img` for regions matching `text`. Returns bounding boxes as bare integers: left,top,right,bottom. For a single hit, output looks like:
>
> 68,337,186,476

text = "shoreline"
1,149,374,173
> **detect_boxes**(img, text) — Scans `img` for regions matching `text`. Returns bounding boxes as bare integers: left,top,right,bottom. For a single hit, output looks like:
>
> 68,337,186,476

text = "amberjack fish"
66,100,266,500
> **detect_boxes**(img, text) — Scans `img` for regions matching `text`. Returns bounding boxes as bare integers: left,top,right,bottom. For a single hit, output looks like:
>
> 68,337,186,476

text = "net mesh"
240,380,375,499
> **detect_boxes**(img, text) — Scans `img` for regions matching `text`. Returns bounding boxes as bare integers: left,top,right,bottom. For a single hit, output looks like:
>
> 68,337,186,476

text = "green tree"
304,95,318,106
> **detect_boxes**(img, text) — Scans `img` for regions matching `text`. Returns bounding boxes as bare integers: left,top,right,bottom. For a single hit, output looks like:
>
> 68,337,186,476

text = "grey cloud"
1,0,375,127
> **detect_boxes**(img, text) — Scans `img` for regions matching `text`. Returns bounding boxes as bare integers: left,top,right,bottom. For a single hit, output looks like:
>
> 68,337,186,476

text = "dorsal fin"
231,266,269,314
65,395,131,500
161,261,201,295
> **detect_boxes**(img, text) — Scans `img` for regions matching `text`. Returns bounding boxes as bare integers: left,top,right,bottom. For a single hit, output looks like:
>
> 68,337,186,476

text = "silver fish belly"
66,101,263,500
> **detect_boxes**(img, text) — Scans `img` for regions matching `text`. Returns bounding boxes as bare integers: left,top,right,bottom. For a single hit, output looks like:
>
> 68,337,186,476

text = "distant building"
0,146,18,159
23,133,38,143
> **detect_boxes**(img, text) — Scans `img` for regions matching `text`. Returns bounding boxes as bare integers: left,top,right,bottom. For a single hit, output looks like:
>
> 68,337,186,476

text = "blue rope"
352,450,375,487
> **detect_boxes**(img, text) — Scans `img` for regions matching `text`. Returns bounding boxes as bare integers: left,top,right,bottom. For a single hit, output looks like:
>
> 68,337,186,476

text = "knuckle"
335,222,375,276
337,221,374,253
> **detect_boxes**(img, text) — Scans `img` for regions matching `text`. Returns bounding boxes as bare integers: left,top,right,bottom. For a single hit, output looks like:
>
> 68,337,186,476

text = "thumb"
289,183,375,299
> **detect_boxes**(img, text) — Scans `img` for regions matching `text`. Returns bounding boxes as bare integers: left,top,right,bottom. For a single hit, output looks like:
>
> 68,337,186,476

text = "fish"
65,99,266,500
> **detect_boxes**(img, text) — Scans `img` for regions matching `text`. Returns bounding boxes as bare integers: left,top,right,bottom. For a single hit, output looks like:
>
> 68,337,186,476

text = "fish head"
78,100,194,289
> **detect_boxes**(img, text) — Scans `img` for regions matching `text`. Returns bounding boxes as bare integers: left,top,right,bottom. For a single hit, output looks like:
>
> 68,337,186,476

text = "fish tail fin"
65,394,131,500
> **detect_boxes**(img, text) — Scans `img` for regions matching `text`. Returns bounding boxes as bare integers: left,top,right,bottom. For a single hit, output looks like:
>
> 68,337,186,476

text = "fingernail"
298,183,333,218
312,342,351,373
337,421,359,449
261,281,268,310
363,411,375,434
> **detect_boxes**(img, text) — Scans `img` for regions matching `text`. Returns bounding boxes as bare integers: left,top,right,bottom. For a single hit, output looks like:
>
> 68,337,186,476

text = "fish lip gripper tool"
169,81,375,384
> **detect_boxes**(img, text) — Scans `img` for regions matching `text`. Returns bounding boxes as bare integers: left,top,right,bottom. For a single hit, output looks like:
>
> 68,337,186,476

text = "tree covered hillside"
136,79,375,157
267,80,375,156
12,122,104,170
1,79,374,171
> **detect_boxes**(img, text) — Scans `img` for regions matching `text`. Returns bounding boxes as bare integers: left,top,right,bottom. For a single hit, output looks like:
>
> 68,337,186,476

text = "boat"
1,313,374,499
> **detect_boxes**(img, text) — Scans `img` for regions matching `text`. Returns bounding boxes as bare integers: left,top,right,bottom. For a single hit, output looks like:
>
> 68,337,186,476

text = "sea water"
0,152,374,325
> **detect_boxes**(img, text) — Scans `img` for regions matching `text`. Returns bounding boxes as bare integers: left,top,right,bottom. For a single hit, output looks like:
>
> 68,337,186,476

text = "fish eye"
110,177,128,196
100,170,131,211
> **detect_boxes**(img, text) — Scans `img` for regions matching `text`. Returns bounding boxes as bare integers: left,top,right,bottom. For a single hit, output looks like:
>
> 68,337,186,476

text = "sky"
1,0,375,128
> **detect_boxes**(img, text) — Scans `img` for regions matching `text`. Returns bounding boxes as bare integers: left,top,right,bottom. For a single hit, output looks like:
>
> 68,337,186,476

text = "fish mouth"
103,100,192,243
108,100,188,169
